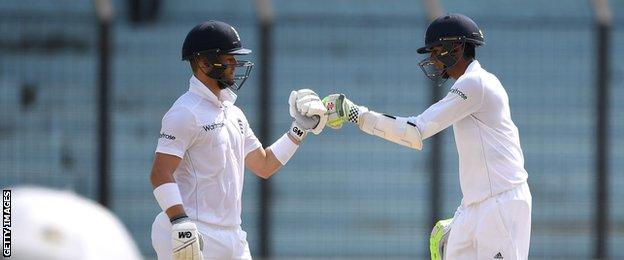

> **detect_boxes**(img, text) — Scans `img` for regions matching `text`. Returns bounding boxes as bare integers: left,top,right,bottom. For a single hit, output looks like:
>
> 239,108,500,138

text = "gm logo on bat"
178,231,193,239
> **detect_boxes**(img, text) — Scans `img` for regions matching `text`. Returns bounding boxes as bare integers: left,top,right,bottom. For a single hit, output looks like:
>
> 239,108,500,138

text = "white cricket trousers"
151,212,252,260
445,182,532,260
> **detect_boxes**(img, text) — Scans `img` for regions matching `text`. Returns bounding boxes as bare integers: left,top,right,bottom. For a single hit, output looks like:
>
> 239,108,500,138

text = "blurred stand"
0,1,621,258
590,0,612,258
127,0,161,25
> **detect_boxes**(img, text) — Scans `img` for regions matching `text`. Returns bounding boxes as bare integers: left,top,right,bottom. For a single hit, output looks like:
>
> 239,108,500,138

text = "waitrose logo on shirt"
449,88,467,100
159,133,176,140
202,122,224,132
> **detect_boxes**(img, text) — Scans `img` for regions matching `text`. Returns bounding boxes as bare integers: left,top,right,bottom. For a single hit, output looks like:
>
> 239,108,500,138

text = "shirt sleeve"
155,106,198,158
408,75,485,140
243,119,262,157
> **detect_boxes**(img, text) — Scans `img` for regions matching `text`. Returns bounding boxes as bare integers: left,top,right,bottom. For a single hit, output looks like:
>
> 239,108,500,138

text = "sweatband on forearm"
270,133,299,165
153,182,183,212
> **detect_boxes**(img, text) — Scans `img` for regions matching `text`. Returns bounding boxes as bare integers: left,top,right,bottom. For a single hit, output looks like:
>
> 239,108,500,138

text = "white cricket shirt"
409,60,528,205
156,76,261,227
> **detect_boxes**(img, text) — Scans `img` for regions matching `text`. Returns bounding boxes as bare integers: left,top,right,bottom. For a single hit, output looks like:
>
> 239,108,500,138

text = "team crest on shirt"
237,118,245,135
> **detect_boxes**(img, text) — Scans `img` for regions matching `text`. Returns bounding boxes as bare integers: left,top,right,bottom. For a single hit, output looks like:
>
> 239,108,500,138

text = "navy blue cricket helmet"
182,20,253,90
417,13,484,54
417,13,484,85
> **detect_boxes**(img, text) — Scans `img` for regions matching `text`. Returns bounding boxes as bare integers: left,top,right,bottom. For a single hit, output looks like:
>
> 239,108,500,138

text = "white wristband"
153,182,183,212
270,133,299,165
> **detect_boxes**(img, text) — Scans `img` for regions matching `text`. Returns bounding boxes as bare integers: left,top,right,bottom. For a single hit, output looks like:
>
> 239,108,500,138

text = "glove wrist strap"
170,214,189,224
287,121,308,142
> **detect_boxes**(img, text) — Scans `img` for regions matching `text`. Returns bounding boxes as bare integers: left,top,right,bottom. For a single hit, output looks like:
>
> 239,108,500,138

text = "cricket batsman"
150,20,326,260
317,13,532,259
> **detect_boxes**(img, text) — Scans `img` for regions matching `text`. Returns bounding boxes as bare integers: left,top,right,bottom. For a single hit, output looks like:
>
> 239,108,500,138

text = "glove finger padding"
296,95,321,115
288,89,321,118
171,221,204,260
295,88,317,97
290,89,327,135
299,97,327,117
297,100,327,135
288,90,299,118
290,89,319,119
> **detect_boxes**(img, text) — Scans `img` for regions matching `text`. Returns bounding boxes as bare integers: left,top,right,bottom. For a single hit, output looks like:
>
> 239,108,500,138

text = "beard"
223,77,235,86
217,76,235,89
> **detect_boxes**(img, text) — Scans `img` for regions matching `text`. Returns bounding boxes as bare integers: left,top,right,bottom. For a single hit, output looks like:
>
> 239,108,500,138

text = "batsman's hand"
322,93,368,129
288,111,321,142
288,89,328,135
171,218,204,260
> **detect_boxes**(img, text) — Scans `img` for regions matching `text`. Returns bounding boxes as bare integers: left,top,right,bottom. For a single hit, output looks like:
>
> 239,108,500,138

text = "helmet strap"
419,40,467,86
193,54,253,91
436,40,465,69
195,56,231,90
206,64,230,90
436,40,466,80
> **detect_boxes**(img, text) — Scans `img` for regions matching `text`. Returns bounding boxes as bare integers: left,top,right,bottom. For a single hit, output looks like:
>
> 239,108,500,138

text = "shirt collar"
465,59,481,73
188,76,237,106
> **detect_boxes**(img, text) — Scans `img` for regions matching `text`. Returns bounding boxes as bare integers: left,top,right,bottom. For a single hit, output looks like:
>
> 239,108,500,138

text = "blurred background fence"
1,0,623,259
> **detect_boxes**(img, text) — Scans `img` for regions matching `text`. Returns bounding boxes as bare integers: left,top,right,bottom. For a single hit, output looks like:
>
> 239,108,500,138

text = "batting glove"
322,93,368,129
430,218,453,260
171,217,204,260
288,89,328,136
